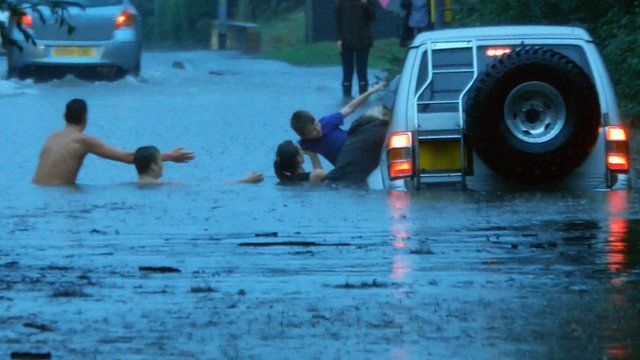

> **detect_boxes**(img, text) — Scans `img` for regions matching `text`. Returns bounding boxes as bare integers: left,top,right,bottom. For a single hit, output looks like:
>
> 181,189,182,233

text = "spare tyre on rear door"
464,46,601,184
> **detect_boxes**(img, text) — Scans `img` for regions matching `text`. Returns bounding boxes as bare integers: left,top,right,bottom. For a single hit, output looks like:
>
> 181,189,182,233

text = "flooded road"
0,51,639,359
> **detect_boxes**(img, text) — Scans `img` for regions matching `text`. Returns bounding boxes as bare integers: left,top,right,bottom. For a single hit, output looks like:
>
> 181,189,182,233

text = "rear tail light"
606,126,627,142
605,125,630,173
486,47,511,57
115,9,135,29
388,132,414,180
389,160,413,178
607,155,629,172
15,13,33,29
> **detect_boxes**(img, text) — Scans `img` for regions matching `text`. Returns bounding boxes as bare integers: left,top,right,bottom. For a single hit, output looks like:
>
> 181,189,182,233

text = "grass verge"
259,9,406,77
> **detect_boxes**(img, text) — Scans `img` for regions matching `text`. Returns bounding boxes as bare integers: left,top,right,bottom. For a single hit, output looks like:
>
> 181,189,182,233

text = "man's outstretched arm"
83,138,195,164
340,82,386,118
82,136,134,163
161,147,196,163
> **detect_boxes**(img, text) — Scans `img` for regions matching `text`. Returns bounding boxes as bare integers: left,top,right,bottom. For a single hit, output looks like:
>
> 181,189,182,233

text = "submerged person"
273,141,327,184
276,107,390,187
290,82,385,167
32,99,195,186
134,146,263,185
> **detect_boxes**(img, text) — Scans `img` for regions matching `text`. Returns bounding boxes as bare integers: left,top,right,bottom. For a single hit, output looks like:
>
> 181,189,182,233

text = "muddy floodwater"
1,51,639,359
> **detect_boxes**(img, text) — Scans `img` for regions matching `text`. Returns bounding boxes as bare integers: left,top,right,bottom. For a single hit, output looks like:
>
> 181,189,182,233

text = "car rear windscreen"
74,0,123,7
15,0,123,6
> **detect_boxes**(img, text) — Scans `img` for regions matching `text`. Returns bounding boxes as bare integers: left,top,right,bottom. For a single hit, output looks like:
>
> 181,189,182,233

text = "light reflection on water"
604,190,636,360
388,191,413,281
605,190,637,273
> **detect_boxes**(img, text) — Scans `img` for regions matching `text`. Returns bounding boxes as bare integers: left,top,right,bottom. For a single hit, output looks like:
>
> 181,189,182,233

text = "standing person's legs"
341,48,355,97
355,48,370,95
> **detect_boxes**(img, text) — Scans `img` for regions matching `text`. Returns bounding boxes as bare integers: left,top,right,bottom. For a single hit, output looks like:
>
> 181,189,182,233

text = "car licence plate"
418,139,463,172
52,47,96,58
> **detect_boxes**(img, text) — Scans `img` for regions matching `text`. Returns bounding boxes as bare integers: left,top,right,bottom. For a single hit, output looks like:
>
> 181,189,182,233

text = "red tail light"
607,154,629,172
605,125,630,173
388,132,413,180
390,160,413,178
115,9,135,29
16,14,33,29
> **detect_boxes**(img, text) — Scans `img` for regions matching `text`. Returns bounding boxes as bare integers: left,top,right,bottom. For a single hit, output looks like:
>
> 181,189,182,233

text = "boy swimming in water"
33,99,195,186
133,145,263,185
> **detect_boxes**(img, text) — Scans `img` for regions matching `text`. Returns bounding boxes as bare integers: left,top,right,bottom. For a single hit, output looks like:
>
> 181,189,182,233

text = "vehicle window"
414,44,593,113
14,0,123,7
74,0,123,7
416,47,475,113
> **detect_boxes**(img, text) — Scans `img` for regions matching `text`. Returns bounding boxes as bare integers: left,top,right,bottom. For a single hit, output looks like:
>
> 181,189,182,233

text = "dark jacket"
334,0,376,50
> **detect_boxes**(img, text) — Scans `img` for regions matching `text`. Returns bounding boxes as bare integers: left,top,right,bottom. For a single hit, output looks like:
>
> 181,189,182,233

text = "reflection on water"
388,191,413,281
389,191,412,250
604,190,637,359
605,190,639,273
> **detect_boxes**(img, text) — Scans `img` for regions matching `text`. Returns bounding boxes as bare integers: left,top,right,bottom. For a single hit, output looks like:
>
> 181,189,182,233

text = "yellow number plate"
53,47,96,58
419,140,463,172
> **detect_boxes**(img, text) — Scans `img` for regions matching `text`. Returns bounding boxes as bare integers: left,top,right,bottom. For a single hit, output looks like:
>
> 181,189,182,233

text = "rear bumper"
380,132,623,191
8,32,140,70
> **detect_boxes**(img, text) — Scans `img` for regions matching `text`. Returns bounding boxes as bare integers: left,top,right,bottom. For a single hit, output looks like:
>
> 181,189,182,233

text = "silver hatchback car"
6,0,141,79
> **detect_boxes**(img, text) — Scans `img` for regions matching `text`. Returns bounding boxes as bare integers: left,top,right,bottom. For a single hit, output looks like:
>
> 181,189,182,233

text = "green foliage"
259,9,306,50
132,0,215,47
264,38,406,73
129,0,304,48
1,0,78,49
232,0,305,22
453,0,640,119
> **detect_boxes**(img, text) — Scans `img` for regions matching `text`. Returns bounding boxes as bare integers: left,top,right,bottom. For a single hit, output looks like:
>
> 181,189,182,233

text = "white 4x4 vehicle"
379,26,630,191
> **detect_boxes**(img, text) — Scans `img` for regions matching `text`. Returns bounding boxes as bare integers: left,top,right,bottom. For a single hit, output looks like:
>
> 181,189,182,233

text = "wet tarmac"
0,51,639,359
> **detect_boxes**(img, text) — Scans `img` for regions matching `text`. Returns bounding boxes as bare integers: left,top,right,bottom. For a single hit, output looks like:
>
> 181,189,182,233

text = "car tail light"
388,132,413,180
606,126,627,142
390,160,413,178
486,47,511,57
15,13,33,29
607,155,629,172
115,9,135,29
605,125,630,173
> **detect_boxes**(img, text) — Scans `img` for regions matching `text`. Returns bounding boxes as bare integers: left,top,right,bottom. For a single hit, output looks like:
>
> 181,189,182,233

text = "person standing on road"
410,0,432,32
335,0,376,98
402,0,431,45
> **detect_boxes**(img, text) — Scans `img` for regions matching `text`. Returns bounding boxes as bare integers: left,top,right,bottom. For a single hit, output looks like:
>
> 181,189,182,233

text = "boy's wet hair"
133,146,161,175
65,99,88,125
274,140,301,183
290,110,315,136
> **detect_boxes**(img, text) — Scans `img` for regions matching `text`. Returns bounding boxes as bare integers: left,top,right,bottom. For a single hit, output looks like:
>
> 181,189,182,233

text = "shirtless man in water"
32,99,195,185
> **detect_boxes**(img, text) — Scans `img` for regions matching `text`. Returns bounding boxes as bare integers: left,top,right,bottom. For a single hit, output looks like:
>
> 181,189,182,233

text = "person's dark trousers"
341,48,370,97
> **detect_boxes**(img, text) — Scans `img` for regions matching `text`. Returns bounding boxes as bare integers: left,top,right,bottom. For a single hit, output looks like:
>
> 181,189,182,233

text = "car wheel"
464,46,600,184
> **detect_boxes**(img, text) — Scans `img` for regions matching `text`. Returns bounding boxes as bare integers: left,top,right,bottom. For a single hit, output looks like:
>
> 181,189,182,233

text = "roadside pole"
218,0,228,50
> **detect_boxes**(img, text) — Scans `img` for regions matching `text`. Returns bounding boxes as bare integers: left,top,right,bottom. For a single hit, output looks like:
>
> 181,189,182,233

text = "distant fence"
305,0,403,43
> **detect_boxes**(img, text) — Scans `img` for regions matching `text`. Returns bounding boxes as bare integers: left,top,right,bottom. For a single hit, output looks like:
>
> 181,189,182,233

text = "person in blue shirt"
290,82,385,166
276,106,391,187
